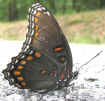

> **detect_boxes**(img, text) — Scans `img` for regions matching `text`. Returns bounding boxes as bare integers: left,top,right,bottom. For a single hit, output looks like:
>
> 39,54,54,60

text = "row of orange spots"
13,51,41,87
40,70,55,76
34,11,41,39
34,25,39,38
40,69,65,80
19,56,29,86
54,47,65,62
41,66,57,76
54,47,65,79
13,56,33,87
13,70,26,87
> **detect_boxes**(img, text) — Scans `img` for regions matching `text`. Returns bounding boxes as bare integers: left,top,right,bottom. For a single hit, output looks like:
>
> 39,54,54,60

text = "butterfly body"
2,3,74,93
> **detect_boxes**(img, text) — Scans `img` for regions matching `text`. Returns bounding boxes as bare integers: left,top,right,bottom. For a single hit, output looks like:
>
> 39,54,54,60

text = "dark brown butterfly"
2,3,77,93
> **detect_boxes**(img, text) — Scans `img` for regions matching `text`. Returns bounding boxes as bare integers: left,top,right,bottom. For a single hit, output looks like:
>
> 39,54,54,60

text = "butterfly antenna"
78,50,103,72
94,68,105,77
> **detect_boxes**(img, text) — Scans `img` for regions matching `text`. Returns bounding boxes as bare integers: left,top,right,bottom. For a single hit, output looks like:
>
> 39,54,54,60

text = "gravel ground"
0,40,105,101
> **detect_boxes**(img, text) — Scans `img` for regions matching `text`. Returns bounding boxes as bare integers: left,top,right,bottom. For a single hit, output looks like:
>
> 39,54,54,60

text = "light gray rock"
0,40,105,101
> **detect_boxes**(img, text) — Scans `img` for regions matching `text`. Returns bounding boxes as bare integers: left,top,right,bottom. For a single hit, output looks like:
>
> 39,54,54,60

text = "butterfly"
2,3,78,93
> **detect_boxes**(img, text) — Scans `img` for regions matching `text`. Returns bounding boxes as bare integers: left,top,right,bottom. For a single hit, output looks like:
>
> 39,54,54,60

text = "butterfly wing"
2,3,73,93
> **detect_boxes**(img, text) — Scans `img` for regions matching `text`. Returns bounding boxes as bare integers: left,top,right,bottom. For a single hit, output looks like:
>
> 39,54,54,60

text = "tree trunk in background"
100,0,105,8
36,0,40,2
8,0,18,21
72,0,76,9
72,0,81,12
8,0,12,21
49,0,56,14
62,0,67,14
13,0,18,19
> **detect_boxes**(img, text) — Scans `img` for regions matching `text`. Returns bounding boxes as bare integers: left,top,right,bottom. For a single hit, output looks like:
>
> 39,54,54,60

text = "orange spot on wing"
34,17,38,23
35,24,39,31
60,73,65,80
41,69,47,75
14,71,21,76
36,11,41,16
17,77,24,81
17,65,23,70
54,48,62,52
34,32,39,38
32,39,35,44
21,82,26,86
26,56,33,60
60,57,65,62
20,60,26,65
34,52,41,58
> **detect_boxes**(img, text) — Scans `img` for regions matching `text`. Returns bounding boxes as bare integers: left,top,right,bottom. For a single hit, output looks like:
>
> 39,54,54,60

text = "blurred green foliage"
0,0,104,21
0,0,105,44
